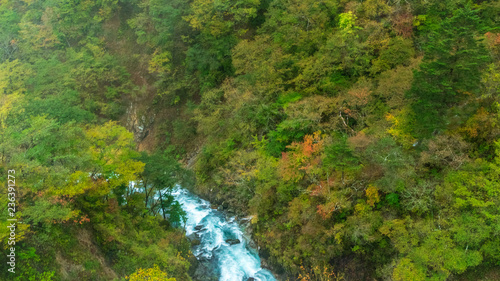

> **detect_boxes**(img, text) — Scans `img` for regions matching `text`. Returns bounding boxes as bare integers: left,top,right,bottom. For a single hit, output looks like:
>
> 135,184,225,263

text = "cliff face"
125,102,156,151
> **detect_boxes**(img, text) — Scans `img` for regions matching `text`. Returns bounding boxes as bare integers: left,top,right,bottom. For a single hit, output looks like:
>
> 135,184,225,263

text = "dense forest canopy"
0,0,499,280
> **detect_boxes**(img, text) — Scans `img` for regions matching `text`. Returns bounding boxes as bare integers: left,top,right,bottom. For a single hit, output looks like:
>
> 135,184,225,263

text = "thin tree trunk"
159,191,166,220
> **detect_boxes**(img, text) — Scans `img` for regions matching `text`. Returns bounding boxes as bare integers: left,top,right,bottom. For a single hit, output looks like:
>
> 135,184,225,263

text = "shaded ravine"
171,187,277,281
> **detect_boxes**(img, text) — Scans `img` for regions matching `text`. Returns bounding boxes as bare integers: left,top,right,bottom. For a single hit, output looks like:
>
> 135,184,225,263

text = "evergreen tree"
409,4,490,138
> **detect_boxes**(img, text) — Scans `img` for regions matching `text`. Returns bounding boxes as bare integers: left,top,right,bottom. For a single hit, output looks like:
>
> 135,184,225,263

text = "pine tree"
409,4,490,138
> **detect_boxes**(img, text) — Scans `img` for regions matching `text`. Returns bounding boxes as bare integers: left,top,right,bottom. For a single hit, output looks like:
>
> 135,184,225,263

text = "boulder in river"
193,260,218,281
247,239,257,249
194,225,204,231
225,238,241,245
226,208,235,217
240,216,254,222
261,258,271,270
187,232,200,241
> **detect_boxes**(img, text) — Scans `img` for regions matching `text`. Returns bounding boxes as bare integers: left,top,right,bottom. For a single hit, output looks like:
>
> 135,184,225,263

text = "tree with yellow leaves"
127,265,176,281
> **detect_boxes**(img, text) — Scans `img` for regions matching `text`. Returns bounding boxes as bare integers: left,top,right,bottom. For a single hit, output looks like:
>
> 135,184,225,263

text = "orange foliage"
52,214,90,225
280,131,324,182
348,86,371,107
310,177,334,197
48,195,74,206
348,131,373,150
485,32,500,46
73,215,91,225
316,203,337,220
391,11,414,38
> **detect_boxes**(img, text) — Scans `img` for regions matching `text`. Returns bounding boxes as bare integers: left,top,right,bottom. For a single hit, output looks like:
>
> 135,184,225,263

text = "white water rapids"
171,187,277,281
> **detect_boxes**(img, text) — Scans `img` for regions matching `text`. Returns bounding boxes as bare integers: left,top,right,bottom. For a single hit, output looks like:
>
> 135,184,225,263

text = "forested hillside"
0,0,195,280
0,0,499,280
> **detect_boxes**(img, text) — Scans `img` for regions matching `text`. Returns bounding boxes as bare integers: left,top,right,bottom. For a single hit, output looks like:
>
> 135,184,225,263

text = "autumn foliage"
280,131,324,182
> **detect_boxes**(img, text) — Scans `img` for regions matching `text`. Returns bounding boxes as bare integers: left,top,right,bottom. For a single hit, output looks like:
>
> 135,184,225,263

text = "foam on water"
171,187,277,281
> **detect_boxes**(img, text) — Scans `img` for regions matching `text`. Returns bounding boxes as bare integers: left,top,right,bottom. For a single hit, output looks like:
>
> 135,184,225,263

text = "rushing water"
171,187,277,281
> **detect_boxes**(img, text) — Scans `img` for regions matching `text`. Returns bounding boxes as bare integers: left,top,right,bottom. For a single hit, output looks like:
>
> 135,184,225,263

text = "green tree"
0,6,20,62
324,135,360,185
138,150,191,224
409,4,490,138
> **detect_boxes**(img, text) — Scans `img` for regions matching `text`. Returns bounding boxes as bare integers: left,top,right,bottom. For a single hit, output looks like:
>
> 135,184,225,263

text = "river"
171,187,277,281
